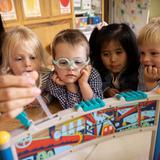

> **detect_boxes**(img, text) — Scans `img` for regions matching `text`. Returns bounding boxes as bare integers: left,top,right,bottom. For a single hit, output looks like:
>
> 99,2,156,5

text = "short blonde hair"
149,16,160,24
138,19,160,45
1,25,46,74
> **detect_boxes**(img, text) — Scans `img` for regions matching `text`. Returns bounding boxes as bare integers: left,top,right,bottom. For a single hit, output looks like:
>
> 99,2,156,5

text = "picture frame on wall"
22,0,41,18
0,0,17,20
60,0,71,14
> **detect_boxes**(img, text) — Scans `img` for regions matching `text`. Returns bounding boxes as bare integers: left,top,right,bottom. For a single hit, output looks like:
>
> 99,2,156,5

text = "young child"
46,29,103,109
1,25,52,105
138,18,160,91
0,17,41,119
89,23,140,97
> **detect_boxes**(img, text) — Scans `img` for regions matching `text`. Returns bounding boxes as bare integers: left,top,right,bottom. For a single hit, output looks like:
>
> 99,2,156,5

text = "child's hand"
52,72,65,86
104,88,120,97
144,66,160,90
144,66,160,82
78,65,92,85
97,21,108,30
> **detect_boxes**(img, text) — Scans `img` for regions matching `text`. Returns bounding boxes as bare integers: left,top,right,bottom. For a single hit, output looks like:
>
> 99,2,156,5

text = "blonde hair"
1,25,46,74
138,18,160,45
149,16,160,24
52,29,89,58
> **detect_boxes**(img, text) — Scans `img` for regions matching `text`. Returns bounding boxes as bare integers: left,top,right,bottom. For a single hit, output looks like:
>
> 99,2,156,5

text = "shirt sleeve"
39,70,53,105
88,68,103,99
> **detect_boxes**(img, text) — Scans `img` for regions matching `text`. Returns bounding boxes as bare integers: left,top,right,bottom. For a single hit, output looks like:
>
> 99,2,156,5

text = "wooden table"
0,101,62,132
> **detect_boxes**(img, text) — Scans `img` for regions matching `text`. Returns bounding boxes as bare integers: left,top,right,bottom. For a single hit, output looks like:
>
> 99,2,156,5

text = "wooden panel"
51,0,60,16
29,20,72,66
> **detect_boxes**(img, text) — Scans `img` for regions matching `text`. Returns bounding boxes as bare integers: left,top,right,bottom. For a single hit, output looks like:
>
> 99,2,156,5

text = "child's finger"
6,108,24,119
157,68,160,78
22,71,39,81
52,74,57,82
56,79,65,85
152,67,158,76
147,66,154,75
0,75,36,87
0,98,35,113
82,65,92,73
52,73,65,85
0,87,41,101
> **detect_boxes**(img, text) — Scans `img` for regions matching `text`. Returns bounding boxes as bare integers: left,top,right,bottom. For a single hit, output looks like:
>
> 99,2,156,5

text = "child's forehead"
54,43,87,55
139,42,160,54
102,40,122,48
12,43,36,55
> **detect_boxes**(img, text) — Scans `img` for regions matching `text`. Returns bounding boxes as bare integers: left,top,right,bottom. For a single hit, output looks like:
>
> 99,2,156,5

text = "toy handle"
16,111,32,128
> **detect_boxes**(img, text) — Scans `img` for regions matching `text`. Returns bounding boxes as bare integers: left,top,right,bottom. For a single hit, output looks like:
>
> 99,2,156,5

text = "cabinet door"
0,0,20,27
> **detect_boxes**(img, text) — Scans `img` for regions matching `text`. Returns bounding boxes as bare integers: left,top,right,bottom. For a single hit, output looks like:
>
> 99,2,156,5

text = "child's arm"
78,65,93,100
143,66,160,91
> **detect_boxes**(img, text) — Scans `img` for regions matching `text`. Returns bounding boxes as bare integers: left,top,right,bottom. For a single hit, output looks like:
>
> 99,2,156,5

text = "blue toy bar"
115,90,148,101
75,98,105,112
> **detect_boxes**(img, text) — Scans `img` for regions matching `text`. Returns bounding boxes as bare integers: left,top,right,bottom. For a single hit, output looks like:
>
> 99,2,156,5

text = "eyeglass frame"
52,57,90,69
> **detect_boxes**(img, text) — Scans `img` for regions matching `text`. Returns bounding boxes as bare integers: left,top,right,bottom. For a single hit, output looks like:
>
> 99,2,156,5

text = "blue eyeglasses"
52,57,90,69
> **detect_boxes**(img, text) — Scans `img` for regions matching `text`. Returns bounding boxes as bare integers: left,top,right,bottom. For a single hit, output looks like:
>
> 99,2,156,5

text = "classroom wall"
149,0,160,18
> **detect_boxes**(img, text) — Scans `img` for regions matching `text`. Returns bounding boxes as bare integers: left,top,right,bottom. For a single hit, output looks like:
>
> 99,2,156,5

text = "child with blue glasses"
46,29,103,109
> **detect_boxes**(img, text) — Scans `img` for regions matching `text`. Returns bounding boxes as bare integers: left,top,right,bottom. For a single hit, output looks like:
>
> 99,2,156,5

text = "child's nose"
24,59,32,67
141,54,151,63
110,54,117,62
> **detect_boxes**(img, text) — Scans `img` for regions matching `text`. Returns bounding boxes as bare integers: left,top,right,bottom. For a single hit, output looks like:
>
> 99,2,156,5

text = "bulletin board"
109,0,150,34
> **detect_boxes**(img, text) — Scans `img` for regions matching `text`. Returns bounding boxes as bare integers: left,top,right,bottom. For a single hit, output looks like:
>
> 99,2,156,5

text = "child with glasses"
46,29,103,109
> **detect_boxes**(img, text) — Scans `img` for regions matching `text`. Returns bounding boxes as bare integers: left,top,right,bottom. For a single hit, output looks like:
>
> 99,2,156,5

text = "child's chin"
66,80,76,84
64,78,77,84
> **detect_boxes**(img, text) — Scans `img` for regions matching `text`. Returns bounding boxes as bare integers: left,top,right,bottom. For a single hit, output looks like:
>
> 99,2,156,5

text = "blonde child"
89,23,140,97
46,29,103,109
1,25,52,105
138,17,160,91
0,18,41,120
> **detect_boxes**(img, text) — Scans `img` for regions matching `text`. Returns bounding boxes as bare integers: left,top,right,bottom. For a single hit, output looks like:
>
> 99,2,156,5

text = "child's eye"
15,57,22,61
150,52,160,56
140,51,145,55
116,50,123,54
101,52,110,56
59,60,68,65
74,60,84,65
30,56,36,60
